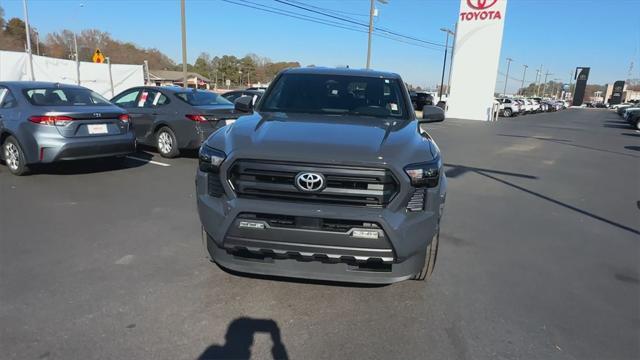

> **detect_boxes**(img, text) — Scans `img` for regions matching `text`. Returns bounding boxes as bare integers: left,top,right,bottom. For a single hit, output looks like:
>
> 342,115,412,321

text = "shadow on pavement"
621,132,640,138
496,133,572,142
31,153,149,175
497,133,639,158
217,265,388,288
604,123,633,130
624,146,640,152
444,163,640,237
198,317,289,360
444,162,538,180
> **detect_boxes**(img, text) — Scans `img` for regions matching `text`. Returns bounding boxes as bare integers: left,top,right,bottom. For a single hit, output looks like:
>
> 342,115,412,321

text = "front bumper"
196,168,446,284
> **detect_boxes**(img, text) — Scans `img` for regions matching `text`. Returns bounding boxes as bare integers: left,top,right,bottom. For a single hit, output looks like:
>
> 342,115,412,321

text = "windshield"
23,87,111,106
260,73,409,119
175,91,232,106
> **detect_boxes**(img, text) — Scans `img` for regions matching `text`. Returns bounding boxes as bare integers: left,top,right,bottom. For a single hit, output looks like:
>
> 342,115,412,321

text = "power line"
286,0,369,18
221,0,365,34
273,0,447,48
221,0,445,51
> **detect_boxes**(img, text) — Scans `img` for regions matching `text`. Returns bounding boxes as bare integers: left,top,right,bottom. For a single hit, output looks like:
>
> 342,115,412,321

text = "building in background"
148,70,212,89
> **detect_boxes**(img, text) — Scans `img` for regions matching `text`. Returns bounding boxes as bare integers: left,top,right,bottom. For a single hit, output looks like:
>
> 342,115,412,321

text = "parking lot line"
125,155,171,167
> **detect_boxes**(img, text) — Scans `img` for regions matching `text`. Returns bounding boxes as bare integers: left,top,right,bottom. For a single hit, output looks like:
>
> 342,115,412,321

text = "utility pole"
520,64,528,95
22,0,35,81
503,57,513,96
541,71,552,97
180,0,188,88
553,78,561,99
568,70,574,101
535,65,543,96
439,28,454,100
445,25,457,97
366,0,375,69
365,0,387,69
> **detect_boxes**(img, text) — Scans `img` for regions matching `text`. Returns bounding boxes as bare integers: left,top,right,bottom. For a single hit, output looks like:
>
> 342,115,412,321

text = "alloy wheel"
4,142,20,171
158,131,173,154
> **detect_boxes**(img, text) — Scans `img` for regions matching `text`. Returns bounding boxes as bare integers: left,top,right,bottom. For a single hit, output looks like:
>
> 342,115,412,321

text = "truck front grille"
229,160,398,208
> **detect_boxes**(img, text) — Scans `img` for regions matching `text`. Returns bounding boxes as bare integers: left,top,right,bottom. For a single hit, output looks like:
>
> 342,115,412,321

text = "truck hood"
205,112,437,166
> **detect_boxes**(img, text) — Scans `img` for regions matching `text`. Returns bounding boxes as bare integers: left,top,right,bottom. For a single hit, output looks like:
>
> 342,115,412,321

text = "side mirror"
420,105,445,123
234,95,253,113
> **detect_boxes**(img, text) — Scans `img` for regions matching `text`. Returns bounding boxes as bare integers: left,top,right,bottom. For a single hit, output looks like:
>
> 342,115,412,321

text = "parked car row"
0,81,258,175
496,97,568,117
615,101,640,130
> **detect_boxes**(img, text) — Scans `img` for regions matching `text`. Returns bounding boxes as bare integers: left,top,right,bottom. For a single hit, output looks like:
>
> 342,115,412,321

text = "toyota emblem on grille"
295,172,325,192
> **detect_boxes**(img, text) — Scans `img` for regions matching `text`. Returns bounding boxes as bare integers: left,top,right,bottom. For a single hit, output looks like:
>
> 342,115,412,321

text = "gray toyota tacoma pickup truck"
196,67,447,284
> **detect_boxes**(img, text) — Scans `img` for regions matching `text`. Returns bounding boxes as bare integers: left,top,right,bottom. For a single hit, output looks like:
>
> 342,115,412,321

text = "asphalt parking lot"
1,109,638,360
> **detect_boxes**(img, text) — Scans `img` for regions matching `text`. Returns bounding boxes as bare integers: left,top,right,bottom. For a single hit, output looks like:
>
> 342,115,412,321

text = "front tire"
503,108,512,117
156,127,180,158
2,136,30,176
413,230,439,281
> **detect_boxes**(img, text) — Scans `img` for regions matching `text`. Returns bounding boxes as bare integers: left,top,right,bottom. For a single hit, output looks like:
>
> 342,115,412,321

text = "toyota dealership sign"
447,0,508,121
461,0,503,21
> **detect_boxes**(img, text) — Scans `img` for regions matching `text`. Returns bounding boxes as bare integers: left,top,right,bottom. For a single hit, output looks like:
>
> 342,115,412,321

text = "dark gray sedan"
0,81,136,176
111,87,240,158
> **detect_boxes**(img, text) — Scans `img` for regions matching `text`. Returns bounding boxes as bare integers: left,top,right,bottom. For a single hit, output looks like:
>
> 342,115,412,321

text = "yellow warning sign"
92,48,105,63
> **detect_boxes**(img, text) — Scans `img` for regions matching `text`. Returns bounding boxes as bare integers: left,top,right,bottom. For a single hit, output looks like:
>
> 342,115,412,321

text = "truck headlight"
404,157,441,188
199,145,226,173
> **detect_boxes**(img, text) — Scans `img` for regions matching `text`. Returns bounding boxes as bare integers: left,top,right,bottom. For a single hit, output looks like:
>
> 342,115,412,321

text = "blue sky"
3,0,640,92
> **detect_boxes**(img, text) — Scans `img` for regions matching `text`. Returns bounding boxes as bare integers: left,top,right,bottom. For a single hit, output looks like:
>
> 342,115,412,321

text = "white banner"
0,50,144,98
446,0,508,121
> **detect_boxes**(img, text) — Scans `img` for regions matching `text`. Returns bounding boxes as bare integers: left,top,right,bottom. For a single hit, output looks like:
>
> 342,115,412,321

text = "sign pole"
143,60,150,85
22,0,35,81
180,0,188,88
73,33,80,85
106,57,115,97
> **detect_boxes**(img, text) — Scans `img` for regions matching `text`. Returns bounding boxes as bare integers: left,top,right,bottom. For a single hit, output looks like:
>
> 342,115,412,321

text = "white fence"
0,50,144,98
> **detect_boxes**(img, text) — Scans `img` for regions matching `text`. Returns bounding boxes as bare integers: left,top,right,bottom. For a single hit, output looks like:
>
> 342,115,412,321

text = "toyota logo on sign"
467,0,497,9
295,172,325,192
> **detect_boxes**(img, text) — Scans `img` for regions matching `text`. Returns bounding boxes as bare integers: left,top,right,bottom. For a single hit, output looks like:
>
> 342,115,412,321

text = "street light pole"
22,0,35,81
438,28,453,100
520,64,528,95
503,57,513,96
180,0,188,88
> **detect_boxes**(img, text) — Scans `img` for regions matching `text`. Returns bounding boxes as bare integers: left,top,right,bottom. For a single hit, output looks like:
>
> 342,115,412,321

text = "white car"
524,99,536,113
496,98,520,117
611,103,632,110
529,99,541,113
